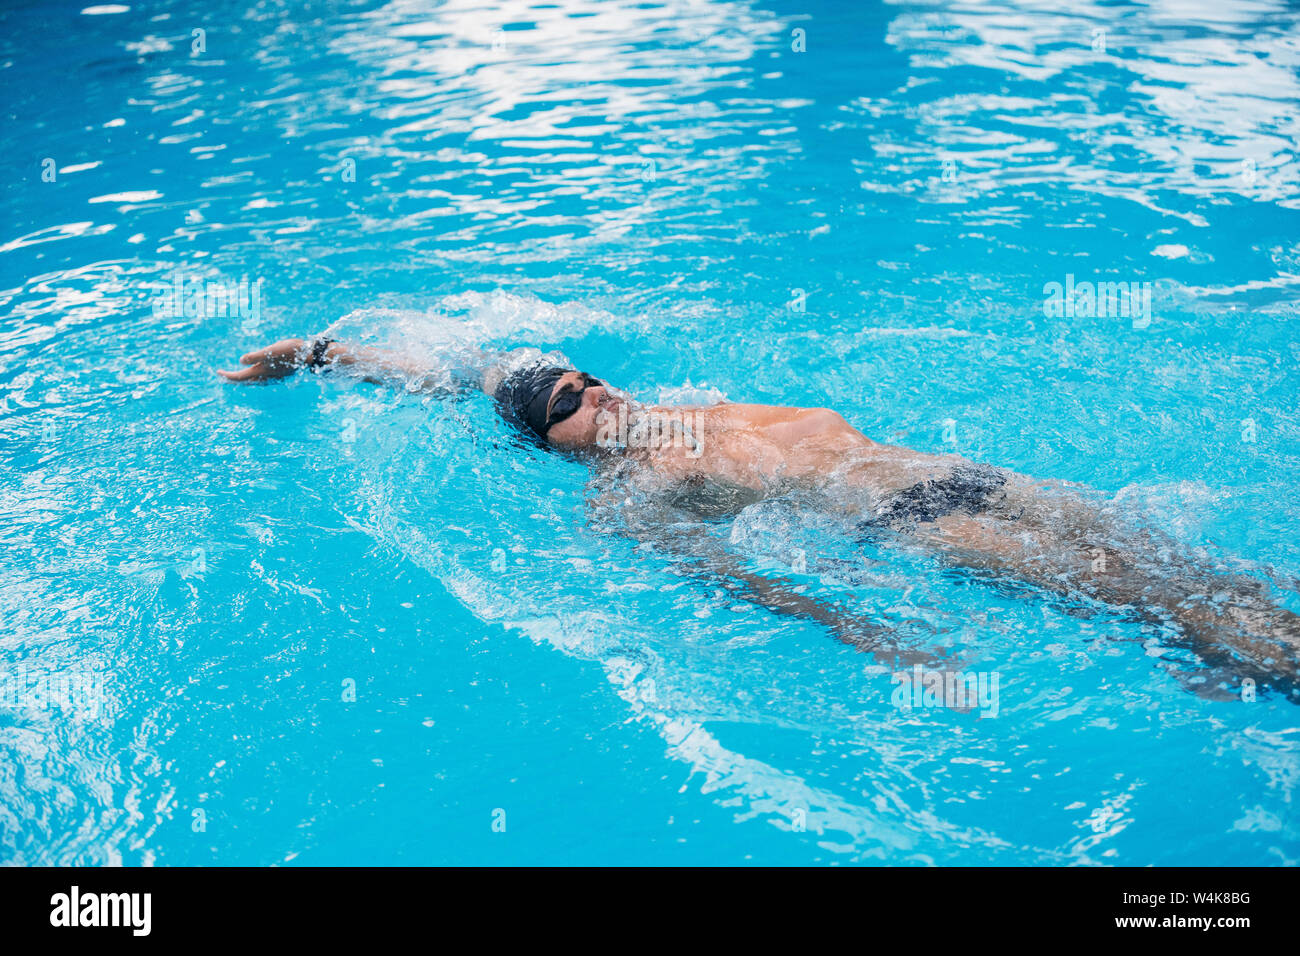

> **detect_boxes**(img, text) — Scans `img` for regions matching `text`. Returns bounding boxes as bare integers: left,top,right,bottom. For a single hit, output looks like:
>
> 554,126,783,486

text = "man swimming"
219,334,1300,699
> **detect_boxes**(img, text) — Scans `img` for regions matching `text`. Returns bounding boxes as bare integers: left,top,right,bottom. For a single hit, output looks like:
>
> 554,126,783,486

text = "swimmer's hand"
217,336,495,393
216,338,308,382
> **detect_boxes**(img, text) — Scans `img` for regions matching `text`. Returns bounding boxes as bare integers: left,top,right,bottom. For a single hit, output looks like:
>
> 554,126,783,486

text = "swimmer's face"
543,371,622,450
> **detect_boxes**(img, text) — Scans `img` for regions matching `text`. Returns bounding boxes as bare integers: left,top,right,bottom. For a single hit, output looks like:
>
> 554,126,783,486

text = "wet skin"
218,346,1300,696
542,372,1300,695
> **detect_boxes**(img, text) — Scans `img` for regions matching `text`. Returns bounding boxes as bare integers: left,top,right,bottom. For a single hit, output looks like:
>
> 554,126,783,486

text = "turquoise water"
3,0,1299,865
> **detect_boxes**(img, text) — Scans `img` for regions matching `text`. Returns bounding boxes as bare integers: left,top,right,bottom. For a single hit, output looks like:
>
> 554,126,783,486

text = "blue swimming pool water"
2,0,1299,865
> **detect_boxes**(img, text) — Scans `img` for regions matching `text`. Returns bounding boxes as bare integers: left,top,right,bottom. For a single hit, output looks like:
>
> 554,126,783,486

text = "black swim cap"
493,363,571,445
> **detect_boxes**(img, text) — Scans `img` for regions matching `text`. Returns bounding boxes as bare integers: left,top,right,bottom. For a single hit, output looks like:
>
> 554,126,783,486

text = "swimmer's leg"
906,511,1300,697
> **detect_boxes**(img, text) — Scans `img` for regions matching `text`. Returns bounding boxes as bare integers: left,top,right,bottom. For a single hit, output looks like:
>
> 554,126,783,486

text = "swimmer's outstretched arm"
216,337,440,384
216,336,523,393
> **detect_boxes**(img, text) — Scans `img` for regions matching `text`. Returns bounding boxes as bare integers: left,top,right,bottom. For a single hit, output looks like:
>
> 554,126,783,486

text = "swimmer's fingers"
217,339,306,382
216,362,271,382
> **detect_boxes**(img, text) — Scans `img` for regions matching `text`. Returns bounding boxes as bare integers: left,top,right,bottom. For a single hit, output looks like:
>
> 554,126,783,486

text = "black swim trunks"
859,463,1011,536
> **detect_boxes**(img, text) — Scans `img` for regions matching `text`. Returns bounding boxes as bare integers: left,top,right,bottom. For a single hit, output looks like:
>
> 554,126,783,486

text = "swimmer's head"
494,363,622,452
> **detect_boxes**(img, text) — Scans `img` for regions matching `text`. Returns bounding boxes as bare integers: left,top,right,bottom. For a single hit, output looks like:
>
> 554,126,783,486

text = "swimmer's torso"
609,402,971,518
